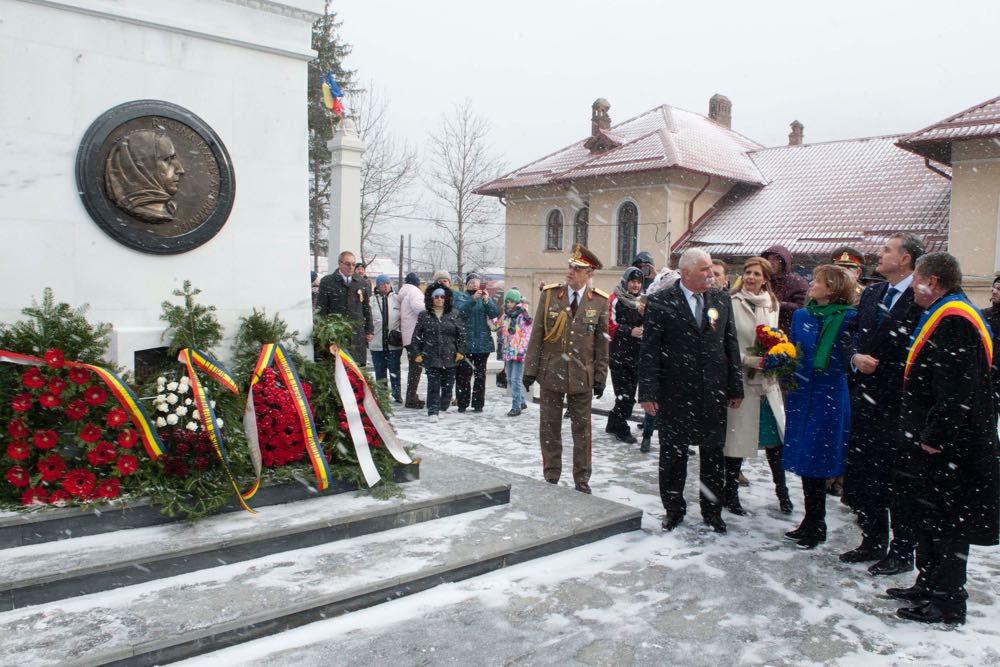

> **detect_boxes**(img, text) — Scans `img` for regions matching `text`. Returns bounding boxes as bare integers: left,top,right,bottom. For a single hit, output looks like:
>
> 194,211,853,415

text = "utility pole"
398,235,404,287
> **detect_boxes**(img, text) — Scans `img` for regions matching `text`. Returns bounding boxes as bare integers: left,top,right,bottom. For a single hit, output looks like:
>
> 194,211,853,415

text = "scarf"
805,300,855,371
613,284,642,310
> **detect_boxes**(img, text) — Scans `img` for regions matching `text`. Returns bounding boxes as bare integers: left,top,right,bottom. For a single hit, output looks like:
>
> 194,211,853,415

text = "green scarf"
805,300,856,371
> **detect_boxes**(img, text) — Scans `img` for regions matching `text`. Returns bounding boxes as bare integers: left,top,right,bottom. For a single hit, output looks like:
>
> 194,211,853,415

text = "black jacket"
411,282,466,369
610,293,644,369
316,272,373,361
637,283,743,446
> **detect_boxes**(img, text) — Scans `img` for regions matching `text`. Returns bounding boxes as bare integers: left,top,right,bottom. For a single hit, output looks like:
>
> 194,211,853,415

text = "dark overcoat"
842,282,923,508
900,310,1000,546
637,283,743,446
316,272,373,362
411,282,466,369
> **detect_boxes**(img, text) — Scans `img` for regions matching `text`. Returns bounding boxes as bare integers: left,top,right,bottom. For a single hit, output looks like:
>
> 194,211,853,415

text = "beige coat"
724,290,786,458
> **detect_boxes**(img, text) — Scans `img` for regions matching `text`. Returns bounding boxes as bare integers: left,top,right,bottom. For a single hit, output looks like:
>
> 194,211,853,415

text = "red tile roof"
897,95,1000,164
674,135,951,260
474,105,767,196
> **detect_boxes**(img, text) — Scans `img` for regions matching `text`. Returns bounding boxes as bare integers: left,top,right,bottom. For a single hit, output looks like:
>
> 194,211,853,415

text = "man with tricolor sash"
889,251,999,625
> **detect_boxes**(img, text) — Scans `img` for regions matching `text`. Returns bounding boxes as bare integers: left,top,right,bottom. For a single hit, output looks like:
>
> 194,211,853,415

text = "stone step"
0,448,641,667
0,454,502,611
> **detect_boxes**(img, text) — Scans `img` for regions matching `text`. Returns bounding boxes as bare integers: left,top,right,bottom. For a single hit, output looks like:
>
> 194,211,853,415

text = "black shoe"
784,526,807,541
705,516,727,534
827,480,843,497
868,555,914,576
615,430,637,444
575,482,592,494
474,407,484,413
797,531,826,550
662,511,684,531
839,545,887,564
778,494,794,515
392,394,402,404
886,585,930,602
724,501,746,516
639,436,651,453
457,407,467,413
506,408,522,417
520,402,527,410
897,601,965,625
545,478,558,485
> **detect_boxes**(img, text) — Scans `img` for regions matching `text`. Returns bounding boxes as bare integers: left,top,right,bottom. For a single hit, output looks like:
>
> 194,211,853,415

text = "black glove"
523,375,536,390
593,383,605,399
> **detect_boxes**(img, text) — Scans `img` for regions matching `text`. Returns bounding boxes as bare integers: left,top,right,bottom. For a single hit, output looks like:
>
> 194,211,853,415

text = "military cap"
831,246,864,269
568,244,603,271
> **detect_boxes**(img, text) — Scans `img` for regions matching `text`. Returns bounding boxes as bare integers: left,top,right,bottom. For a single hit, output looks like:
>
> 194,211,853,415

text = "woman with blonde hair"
782,265,858,549
723,257,790,516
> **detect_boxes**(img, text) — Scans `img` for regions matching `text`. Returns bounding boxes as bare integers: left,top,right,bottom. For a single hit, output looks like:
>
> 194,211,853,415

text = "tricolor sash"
178,348,256,513
904,294,993,381
0,349,165,460
243,343,329,492
329,344,412,487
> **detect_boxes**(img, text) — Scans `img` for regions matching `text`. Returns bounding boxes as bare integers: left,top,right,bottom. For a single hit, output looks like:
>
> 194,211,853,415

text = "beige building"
897,94,1000,305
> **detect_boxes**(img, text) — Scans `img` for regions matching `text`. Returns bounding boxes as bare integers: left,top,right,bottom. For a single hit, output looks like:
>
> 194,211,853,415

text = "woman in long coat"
723,257,789,515
782,265,858,549
411,281,466,422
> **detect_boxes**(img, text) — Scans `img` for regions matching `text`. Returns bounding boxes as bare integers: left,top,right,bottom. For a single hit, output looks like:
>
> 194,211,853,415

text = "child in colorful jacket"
495,288,533,416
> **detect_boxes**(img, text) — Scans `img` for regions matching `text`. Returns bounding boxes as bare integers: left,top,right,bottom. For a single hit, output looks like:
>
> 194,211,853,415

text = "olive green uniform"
524,284,610,485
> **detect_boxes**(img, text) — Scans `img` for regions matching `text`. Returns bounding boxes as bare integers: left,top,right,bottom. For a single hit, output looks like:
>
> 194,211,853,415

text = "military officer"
523,244,610,494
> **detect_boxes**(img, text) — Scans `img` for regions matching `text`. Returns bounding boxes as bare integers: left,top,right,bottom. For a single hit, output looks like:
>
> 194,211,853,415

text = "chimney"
788,120,804,146
708,94,732,129
591,98,611,136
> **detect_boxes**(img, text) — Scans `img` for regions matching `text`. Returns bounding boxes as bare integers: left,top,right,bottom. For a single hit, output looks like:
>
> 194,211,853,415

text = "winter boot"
766,446,793,514
723,457,746,515
796,477,828,549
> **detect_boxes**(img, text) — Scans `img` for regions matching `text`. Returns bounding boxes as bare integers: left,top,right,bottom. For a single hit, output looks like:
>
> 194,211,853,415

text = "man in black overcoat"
841,233,925,574
889,252,999,625
638,248,744,533
316,250,374,364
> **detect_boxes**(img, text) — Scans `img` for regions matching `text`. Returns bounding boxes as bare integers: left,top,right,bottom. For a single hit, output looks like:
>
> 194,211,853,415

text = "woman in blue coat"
783,264,858,549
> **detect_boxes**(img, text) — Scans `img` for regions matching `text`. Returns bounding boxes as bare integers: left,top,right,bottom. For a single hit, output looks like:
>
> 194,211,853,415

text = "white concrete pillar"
327,118,366,268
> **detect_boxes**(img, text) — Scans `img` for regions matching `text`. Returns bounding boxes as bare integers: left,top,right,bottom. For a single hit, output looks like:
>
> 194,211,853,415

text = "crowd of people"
318,237,999,626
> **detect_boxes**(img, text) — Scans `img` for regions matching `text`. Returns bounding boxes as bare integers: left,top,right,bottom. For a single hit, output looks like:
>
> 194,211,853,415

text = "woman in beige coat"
723,257,791,515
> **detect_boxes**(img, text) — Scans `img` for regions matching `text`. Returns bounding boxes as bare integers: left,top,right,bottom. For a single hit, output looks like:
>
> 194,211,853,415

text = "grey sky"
334,0,999,258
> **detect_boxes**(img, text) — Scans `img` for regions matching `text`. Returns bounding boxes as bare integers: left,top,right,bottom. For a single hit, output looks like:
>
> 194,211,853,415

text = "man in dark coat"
316,250,374,364
761,244,808,332
889,252,999,625
841,233,924,575
638,248,744,533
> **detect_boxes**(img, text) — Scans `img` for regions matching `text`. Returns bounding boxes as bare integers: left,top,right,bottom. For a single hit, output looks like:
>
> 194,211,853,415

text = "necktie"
570,291,579,316
693,293,704,325
878,286,899,324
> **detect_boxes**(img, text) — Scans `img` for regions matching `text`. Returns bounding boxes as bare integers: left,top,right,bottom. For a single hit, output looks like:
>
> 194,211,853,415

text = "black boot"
639,435,651,453
723,457,746,515
766,446,793,514
796,477,828,549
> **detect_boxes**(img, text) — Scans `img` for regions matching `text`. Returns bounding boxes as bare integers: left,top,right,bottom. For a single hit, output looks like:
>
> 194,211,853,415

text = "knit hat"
504,288,522,304
404,272,421,287
432,270,451,283
375,274,391,288
431,288,447,298
621,266,643,286
466,271,483,285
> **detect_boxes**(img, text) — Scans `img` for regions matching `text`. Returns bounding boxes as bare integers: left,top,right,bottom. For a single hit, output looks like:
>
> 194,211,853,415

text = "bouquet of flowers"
749,325,800,385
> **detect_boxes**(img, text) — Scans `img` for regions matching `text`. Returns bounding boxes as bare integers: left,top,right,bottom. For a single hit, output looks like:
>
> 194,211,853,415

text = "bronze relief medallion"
76,100,235,254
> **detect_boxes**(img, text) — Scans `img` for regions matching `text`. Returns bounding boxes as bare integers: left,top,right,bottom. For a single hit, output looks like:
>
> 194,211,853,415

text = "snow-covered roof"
674,135,951,259
474,105,767,196
897,94,1000,165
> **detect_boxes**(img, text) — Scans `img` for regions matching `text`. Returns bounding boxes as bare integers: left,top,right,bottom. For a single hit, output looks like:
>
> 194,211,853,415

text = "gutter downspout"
924,158,952,181
687,175,711,229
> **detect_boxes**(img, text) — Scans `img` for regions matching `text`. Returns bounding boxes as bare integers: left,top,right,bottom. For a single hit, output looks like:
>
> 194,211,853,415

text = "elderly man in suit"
841,233,925,574
639,248,744,533
316,250,374,364
523,245,610,494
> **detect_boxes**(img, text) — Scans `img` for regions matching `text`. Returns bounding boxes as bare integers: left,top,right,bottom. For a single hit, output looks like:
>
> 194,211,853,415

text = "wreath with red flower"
251,367,316,468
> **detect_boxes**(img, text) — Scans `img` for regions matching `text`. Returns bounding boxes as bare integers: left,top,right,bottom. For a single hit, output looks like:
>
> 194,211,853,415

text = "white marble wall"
0,0,324,369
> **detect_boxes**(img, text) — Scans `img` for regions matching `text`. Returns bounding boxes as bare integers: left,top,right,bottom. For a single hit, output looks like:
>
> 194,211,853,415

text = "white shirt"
567,287,585,310
678,282,703,320
885,273,913,310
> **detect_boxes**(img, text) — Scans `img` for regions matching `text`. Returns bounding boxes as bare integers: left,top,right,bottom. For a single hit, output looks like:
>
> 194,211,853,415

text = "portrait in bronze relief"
76,100,235,254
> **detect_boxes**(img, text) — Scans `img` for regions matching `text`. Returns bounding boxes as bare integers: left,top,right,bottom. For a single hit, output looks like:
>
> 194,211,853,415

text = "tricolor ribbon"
178,348,256,513
243,343,329,492
329,344,412,487
0,349,165,460
904,294,993,381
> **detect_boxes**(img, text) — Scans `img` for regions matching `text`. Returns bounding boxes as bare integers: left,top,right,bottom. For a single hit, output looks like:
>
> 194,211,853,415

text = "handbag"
387,329,403,348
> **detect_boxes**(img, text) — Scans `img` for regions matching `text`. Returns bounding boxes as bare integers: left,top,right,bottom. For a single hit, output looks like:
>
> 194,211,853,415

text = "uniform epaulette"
591,288,610,299
543,283,561,290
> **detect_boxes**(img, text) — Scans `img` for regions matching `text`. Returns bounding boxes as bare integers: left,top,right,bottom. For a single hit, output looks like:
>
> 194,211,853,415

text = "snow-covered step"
0,448,641,667
0,451,506,611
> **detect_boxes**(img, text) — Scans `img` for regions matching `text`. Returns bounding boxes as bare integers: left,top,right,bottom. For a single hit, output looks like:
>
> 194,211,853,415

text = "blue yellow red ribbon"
178,348,255,513
905,294,993,381
0,349,165,460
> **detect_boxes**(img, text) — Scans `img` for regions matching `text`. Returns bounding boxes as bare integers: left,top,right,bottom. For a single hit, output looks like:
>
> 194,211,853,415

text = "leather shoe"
705,516,727,534
574,482,592,494
868,555,914,576
639,436,651,453
615,430,637,444
662,511,684,531
897,601,965,625
886,585,930,602
784,526,807,541
839,544,887,563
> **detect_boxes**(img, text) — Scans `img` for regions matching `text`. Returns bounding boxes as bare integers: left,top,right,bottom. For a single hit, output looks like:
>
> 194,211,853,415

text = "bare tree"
347,84,419,265
424,99,505,280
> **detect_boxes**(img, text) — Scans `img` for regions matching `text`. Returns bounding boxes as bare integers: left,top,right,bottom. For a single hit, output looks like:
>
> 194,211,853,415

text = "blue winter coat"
456,290,500,354
783,307,857,478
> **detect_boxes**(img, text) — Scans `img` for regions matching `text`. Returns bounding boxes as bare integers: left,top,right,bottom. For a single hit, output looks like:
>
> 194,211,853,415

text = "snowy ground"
177,373,1000,666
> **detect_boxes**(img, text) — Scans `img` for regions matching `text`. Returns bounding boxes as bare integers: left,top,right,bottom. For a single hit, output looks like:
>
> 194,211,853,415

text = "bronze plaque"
76,100,235,254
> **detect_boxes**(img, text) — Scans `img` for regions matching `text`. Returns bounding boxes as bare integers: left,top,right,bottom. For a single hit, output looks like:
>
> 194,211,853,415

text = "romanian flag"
904,294,993,381
321,71,344,116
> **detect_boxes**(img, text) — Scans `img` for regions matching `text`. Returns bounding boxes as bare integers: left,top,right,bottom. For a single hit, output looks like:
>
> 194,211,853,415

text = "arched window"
616,202,638,266
545,209,563,251
574,207,589,247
